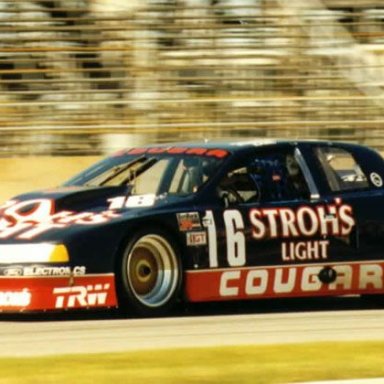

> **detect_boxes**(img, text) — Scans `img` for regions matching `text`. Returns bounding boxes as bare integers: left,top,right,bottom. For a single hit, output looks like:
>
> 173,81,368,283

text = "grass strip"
1,341,384,384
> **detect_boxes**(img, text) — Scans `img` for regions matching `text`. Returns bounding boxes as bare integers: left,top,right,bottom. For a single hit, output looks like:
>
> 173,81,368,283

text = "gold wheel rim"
127,234,179,308
129,246,158,296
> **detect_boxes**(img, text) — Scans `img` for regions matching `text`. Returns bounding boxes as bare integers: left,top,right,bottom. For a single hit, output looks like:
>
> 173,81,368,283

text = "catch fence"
1,0,384,155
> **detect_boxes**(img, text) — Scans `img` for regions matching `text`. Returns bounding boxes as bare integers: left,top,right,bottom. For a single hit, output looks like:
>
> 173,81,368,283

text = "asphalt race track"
1,298,384,357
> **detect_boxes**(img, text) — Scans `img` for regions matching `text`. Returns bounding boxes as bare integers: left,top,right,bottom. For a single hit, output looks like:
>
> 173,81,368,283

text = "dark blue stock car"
0,139,384,315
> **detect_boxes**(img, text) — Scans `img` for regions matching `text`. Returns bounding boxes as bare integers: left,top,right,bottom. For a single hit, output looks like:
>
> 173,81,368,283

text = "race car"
0,139,384,316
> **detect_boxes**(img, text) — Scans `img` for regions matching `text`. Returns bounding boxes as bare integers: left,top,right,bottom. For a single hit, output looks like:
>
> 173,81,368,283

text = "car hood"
15,185,128,211
0,186,184,242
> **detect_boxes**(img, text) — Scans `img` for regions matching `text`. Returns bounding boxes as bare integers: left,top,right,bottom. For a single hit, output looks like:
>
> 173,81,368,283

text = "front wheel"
118,230,182,316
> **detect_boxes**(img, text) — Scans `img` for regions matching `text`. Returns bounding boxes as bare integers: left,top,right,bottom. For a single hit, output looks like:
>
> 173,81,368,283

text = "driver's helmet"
286,154,300,177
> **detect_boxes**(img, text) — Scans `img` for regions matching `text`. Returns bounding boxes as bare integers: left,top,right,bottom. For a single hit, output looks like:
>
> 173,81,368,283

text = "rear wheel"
118,230,182,316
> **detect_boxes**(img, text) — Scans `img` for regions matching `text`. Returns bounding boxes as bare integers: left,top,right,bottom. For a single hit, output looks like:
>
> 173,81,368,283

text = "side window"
170,157,223,194
250,154,309,202
134,159,169,194
314,146,369,192
218,167,260,205
217,150,310,204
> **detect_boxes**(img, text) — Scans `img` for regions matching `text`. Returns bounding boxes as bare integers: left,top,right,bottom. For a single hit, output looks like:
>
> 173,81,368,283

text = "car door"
234,146,336,267
200,144,357,301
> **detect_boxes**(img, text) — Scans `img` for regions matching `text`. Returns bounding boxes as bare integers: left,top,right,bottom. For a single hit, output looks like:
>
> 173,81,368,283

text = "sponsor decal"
2,267,23,277
0,199,121,240
186,231,207,246
0,274,117,311
282,240,329,262
115,146,229,159
107,194,156,209
1,265,86,277
0,289,31,307
370,172,383,187
203,199,355,268
177,212,201,231
249,199,354,239
185,261,384,302
53,283,111,309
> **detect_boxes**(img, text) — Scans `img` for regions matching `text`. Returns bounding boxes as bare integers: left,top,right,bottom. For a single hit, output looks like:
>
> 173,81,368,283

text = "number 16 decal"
203,210,218,268
203,209,246,268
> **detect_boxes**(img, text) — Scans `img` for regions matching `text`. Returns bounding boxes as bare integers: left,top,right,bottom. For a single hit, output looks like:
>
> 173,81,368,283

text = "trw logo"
53,284,110,308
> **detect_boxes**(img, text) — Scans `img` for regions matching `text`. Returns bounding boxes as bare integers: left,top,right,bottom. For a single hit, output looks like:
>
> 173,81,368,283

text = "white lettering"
224,210,246,267
204,210,218,268
273,268,296,293
318,207,339,236
125,195,156,208
282,240,329,262
359,264,383,289
0,198,121,240
0,289,31,307
17,223,65,240
219,271,240,296
339,205,355,236
263,209,279,238
329,265,353,290
301,266,322,291
249,209,265,239
280,209,299,237
53,284,110,308
216,263,384,299
4,199,53,223
249,200,355,240
297,207,319,236
245,270,268,295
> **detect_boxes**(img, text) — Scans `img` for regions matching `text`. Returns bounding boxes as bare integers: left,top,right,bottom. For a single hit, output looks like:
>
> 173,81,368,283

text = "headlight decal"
0,243,69,264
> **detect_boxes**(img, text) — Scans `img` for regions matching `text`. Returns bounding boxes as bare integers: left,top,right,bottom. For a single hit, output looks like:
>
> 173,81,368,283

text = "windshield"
64,152,225,196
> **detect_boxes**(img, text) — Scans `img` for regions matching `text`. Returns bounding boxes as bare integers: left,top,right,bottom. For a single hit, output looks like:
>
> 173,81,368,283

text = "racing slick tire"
117,229,182,317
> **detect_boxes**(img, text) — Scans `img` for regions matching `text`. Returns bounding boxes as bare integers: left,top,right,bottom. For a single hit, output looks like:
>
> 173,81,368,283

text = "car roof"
143,138,348,151
114,138,369,159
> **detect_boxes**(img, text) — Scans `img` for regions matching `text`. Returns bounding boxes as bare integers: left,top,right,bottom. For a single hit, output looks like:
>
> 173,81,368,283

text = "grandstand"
1,0,384,155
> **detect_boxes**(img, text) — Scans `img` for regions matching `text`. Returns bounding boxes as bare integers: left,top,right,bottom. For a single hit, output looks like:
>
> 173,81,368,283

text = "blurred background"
1,0,384,156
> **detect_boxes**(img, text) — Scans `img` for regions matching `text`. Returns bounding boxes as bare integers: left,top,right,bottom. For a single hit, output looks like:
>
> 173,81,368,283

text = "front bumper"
0,242,118,312
0,274,117,312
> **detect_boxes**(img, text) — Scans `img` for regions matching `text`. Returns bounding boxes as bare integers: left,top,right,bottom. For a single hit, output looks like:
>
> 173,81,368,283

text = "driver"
285,154,309,199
